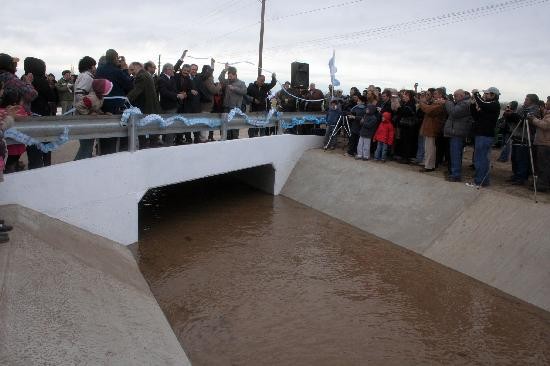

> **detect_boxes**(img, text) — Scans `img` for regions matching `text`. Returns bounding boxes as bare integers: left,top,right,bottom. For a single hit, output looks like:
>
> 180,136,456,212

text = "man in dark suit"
128,62,162,149
188,64,203,143
158,63,186,146
174,64,194,144
158,63,185,113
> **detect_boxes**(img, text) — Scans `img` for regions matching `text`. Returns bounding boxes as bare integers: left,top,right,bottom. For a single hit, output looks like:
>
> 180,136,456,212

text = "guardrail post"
220,113,228,141
128,114,138,152
277,116,283,135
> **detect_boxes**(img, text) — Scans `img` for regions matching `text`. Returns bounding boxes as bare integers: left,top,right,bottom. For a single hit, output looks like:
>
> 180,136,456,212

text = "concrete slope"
0,205,191,366
423,192,550,311
281,149,550,312
282,149,480,254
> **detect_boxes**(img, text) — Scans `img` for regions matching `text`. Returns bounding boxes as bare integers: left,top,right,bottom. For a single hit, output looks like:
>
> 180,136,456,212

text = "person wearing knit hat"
75,79,113,116
0,53,37,113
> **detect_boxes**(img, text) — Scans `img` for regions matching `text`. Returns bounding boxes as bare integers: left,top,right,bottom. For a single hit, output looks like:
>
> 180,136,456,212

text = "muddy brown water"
134,177,550,366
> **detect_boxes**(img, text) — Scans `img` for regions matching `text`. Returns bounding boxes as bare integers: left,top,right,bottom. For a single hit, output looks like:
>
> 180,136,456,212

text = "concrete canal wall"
0,205,191,366
282,149,550,312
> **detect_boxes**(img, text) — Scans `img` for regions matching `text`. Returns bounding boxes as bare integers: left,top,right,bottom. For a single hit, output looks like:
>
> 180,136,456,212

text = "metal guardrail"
7,112,325,152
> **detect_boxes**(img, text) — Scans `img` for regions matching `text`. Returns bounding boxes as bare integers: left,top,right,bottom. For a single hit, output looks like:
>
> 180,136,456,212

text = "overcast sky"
2,0,549,101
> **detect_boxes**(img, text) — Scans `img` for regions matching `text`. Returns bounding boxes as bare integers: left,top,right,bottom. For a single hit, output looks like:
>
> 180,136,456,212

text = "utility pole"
258,0,266,77
157,54,161,76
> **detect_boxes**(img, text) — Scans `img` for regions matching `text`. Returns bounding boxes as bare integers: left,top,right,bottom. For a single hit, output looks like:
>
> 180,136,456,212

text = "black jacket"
184,76,201,113
24,57,55,116
359,104,380,138
349,103,367,134
158,74,179,111
470,93,500,137
397,102,418,127
95,62,134,114
247,76,276,112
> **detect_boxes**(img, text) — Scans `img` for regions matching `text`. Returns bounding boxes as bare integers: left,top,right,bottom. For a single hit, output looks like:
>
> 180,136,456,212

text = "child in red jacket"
373,111,395,162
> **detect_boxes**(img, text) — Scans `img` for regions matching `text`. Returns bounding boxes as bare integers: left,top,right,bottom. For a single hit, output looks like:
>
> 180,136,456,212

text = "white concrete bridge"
0,135,323,245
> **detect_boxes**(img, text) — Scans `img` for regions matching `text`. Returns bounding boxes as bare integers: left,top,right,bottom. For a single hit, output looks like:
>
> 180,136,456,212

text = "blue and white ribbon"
278,82,326,103
280,116,326,130
120,107,221,129
226,108,279,127
121,107,280,129
5,127,70,153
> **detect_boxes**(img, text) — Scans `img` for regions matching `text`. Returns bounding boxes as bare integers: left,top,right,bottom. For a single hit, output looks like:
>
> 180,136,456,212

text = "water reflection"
136,177,550,366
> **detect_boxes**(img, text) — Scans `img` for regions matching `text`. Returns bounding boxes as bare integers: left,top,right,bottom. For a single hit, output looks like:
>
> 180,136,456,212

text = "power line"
182,0,246,34
202,0,370,45
186,0,255,50
264,0,548,51
185,0,548,72
266,0,368,22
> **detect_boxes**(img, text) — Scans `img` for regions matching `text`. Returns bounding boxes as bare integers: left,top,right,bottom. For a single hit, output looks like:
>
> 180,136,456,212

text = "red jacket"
373,112,395,145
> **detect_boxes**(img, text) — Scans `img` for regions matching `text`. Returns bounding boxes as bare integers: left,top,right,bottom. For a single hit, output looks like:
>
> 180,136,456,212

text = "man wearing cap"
467,87,501,187
56,70,73,114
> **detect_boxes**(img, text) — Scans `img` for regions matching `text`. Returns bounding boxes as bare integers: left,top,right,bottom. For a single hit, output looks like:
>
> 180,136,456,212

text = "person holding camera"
527,104,550,192
395,90,418,164
345,95,367,158
443,89,472,182
418,88,447,172
497,101,519,162
507,94,541,185
467,87,501,187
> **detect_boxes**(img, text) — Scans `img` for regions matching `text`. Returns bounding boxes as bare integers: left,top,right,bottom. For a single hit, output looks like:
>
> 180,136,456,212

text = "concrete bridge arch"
0,135,323,245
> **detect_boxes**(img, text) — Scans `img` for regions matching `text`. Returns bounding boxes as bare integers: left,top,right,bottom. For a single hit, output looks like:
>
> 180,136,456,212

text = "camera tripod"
479,115,538,203
324,115,351,150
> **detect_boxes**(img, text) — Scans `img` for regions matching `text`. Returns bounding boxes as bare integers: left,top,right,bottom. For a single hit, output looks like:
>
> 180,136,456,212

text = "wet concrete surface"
134,177,550,366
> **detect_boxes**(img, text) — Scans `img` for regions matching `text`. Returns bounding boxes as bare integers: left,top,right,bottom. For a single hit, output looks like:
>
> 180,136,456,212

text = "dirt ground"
320,137,549,204
13,132,549,205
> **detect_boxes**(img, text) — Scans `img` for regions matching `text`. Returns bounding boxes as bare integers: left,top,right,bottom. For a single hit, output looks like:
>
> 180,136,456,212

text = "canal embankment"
282,149,550,312
0,204,190,366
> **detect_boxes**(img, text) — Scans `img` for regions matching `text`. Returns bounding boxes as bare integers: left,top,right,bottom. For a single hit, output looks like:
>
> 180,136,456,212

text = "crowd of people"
323,85,549,193
0,49,330,168
0,49,549,194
